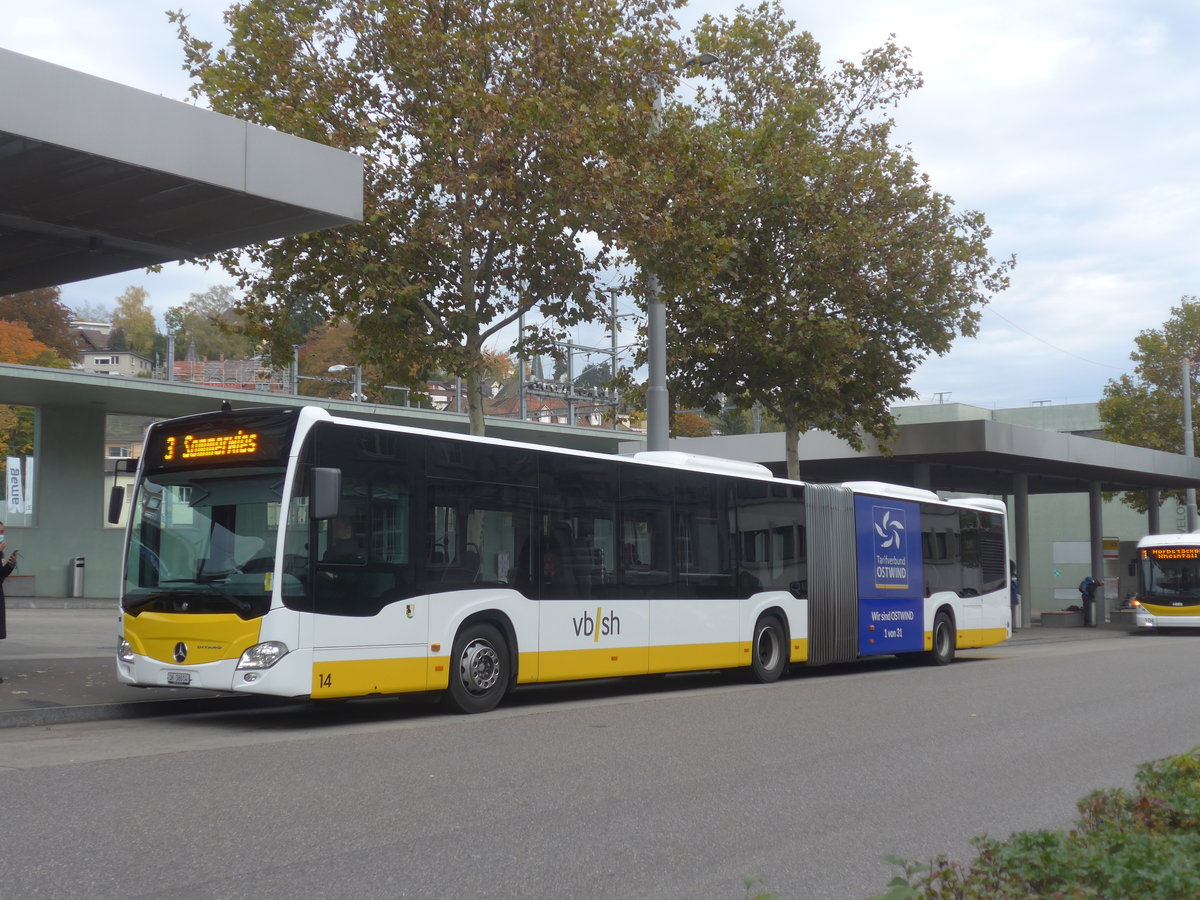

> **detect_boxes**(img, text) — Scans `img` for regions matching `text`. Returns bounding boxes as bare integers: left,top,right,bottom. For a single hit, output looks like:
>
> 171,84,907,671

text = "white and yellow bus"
1132,533,1200,629
115,405,1011,713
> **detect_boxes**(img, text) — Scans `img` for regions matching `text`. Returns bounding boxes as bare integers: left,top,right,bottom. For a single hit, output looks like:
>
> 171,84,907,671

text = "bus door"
651,472,740,672
304,471,427,698
534,455,649,681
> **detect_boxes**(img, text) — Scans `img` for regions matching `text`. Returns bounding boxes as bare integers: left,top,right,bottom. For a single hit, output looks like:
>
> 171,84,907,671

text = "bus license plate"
167,671,191,686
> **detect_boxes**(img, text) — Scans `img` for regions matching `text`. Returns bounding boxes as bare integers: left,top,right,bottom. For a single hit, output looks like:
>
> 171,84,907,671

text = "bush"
874,747,1200,900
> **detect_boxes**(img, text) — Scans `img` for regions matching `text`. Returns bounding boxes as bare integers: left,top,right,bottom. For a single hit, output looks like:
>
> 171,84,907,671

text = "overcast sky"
3,0,1198,410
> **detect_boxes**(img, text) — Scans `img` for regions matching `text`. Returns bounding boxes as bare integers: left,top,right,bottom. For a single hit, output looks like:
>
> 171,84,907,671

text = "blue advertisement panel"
854,495,924,656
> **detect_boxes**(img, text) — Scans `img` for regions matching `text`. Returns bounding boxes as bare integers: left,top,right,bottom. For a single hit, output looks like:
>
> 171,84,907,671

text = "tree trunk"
785,420,802,481
466,366,486,437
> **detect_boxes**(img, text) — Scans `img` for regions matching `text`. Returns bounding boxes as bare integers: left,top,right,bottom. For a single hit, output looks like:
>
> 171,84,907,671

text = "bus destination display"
163,429,259,462
1144,547,1200,561
143,410,297,473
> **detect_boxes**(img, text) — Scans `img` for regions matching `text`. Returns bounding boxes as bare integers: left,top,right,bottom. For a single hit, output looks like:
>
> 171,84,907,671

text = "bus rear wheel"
928,611,955,666
750,615,787,683
446,623,509,714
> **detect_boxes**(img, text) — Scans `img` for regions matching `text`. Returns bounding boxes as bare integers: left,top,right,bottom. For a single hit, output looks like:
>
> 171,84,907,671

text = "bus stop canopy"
0,47,363,296
678,422,1200,497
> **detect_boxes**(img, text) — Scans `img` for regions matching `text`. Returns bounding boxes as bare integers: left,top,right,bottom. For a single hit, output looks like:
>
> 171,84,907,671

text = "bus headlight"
237,641,289,670
117,638,133,663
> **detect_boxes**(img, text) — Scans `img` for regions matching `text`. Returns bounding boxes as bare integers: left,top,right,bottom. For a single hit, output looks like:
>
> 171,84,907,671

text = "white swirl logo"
874,509,904,550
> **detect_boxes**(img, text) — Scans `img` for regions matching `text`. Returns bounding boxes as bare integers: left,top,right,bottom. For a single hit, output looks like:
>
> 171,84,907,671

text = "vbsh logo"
572,607,621,643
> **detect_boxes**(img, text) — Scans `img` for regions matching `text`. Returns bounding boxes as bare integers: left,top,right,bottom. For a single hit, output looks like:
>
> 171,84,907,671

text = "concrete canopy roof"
680,419,1200,496
0,48,363,296
0,363,635,456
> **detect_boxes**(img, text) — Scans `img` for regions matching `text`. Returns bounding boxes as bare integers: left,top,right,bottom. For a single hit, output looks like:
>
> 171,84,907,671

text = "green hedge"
875,747,1200,899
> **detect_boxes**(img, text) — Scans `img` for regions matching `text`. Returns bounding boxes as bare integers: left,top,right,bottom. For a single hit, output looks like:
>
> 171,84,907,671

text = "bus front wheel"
750,615,787,683
928,611,955,666
446,623,510,714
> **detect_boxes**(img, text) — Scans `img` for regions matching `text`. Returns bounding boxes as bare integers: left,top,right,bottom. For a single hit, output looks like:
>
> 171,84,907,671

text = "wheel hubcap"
459,639,500,695
757,628,780,669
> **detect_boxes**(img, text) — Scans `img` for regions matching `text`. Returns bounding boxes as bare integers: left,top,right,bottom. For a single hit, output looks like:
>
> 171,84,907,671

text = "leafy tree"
575,361,615,392
672,410,713,437
654,4,1012,478
0,320,69,456
1098,296,1200,512
0,287,77,362
164,285,257,360
0,405,33,457
70,301,113,324
0,320,70,369
481,351,515,384
169,0,688,436
549,355,612,390
111,286,158,355
296,321,360,400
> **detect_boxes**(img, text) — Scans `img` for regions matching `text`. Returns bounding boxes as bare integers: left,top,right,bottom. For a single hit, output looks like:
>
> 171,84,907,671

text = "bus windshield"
122,467,290,618
1139,550,1200,606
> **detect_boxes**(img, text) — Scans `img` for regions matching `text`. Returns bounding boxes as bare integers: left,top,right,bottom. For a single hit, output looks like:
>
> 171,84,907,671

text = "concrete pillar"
1013,473,1031,629
1147,487,1160,535
912,463,931,491
1088,481,1104,626
25,406,125,597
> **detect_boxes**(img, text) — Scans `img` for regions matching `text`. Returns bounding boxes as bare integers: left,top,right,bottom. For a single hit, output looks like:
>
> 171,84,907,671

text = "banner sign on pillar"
23,457,33,515
7,457,22,515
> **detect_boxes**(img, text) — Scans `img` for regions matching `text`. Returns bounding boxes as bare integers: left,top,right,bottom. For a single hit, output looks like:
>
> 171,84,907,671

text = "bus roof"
259,406,1004,512
1137,533,1200,549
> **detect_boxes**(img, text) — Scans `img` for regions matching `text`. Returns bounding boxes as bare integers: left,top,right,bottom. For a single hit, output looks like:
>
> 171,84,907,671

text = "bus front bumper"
1135,610,1200,629
116,648,313,697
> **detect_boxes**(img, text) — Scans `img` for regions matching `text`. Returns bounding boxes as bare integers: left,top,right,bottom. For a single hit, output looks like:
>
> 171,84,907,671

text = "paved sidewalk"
0,600,1141,729
0,602,286,728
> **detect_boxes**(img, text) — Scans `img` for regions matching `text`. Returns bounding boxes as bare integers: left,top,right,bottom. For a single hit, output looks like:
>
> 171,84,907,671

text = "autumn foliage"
0,320,68,368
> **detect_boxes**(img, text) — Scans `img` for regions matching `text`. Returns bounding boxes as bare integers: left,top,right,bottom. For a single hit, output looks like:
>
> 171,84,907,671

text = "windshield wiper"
136,582,253,615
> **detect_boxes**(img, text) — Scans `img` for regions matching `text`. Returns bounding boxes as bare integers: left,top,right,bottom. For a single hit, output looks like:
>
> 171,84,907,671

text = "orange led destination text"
162,430,260,461
1146,548,1200,560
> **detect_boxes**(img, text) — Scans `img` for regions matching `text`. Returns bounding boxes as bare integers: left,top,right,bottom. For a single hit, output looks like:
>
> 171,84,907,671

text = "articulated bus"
114,406,1011,713
1133,533,1200,629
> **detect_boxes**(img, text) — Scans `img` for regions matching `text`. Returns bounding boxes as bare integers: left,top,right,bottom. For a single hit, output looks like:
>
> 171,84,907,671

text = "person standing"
0,521,17,683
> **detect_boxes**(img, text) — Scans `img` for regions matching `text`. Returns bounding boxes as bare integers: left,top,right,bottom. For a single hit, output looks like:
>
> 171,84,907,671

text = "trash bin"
69,556,85,598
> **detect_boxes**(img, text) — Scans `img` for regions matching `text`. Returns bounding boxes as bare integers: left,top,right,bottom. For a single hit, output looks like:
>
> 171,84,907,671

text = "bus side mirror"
107,485,125,525
311,467,342,520
1128,559,1137,577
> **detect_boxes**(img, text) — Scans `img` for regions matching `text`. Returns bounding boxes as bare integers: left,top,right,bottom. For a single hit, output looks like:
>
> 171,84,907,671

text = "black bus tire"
750,615,787,683
928,611,956,666
446,623,510,714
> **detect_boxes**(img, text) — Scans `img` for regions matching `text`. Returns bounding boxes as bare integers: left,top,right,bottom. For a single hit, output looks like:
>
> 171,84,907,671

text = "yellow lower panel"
1141,603,1200,617
537,646,649,682
649,641,741,673
125,612,261,665
516,651,538,685
957,627,1010,650
428,655,450,691
790,638,808,663
311,657,430,699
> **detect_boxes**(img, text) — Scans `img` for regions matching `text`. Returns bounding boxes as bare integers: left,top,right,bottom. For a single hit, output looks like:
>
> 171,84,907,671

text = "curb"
7,597,117,609
0,693,295,729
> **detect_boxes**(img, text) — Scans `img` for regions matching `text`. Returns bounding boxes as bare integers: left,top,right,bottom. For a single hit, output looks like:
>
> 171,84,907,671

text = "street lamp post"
1184,359,1197,531
645,52,718,452
328,364,363,402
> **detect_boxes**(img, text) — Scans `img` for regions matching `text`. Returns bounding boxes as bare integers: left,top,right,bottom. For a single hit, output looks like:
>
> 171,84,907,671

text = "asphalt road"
1,624,1198,899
